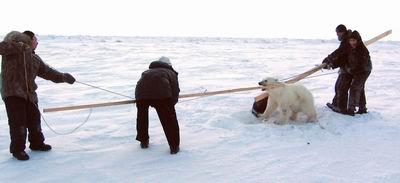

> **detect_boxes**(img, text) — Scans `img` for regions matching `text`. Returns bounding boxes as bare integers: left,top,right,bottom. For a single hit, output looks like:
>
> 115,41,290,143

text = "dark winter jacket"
0,41,23,55
1,32,67,103
323,30,352,69
345,42,372,75
135,61,180,104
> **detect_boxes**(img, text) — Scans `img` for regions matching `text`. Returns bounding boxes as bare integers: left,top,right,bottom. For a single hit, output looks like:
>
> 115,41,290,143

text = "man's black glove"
322,56,333,69
323,63,333,70
322,57,331,64
63,73,76,84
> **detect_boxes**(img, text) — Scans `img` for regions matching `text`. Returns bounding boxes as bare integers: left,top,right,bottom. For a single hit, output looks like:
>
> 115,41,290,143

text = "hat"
349,30,362,41
158,56,171,66
23,30,35,40
336,24,347,33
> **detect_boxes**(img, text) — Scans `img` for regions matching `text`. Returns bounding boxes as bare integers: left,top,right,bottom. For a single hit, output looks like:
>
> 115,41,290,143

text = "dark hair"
336,24,347,33
349,30,362,42
349,30,369,54
23,30,35,40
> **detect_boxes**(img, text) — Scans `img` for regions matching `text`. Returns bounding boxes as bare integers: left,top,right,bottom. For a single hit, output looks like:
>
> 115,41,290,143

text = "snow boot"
30,143,52,151
326,102,336,111
346,106,356,116
140,141,149,149
170,146,180,154
12,151,30,161
357,107,368,114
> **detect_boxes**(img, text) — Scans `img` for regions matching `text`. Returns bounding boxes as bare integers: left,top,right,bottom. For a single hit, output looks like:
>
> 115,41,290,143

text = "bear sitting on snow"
258,77,317,123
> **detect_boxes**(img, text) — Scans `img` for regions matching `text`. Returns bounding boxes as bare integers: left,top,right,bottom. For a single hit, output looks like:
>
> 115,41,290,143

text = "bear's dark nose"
258,81,263,85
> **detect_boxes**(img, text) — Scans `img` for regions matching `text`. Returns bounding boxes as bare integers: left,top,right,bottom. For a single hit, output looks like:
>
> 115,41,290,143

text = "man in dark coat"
135,57,180,154
1,31,76,160
334,31,372,115
323,24,353,115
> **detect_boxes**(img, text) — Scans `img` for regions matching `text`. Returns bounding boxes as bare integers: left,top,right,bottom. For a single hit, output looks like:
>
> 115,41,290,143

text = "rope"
280,69,336,82
41,106,93,135
300,71,337,80
280,75,298,82
21,50,95,135
76,81,135,99
178,89,208,103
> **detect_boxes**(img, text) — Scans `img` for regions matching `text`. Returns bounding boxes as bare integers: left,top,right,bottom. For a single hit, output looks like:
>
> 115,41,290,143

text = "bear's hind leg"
290,111,298,121
276,108,291,124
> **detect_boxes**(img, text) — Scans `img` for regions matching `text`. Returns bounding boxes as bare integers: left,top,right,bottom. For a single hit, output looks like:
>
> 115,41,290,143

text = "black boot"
30,143,52,151
346,106,356,116
140,141,149,149
326,103,336,111
357,107,368,114
12,151,30,161
170,146,180,154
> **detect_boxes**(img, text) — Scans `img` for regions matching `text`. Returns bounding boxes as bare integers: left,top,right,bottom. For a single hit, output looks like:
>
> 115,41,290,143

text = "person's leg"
26,102,47,150
327,72,344,109
349,72,370,113
154,99,180,153
336,73,352,113
136,100,150,147
332,73,342,106
357,88,368,114
4,97,29,160
357,72,370,114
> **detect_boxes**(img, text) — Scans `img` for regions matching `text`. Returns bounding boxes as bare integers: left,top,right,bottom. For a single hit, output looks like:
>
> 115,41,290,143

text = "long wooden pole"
254,30,392,102
43,30,392,113
43,86,264,113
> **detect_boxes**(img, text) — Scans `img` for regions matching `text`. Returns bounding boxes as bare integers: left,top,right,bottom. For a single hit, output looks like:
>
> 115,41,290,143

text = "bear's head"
258,77,279,86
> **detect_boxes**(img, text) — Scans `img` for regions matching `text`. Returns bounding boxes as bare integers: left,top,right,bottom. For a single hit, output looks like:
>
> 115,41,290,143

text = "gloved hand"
322,57,331,64
323,63,333,70
63,73,76,84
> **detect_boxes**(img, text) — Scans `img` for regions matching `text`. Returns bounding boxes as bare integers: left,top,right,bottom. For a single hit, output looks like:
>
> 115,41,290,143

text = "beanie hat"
336,24,347,33
158,56,172,66
23,30,35,40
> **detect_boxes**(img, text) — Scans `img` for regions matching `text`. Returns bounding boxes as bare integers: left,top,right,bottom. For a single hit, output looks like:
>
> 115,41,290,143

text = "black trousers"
136,98,180,149
4,96,45,153
331,72,348,107
337,71,370,110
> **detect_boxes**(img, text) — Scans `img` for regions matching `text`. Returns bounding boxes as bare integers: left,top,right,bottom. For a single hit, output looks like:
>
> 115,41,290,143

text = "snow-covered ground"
1,35,399,182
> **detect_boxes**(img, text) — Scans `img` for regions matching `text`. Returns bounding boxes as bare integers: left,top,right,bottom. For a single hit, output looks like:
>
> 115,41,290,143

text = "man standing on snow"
135,56,180,154
1,31,76,161
322,24,353,115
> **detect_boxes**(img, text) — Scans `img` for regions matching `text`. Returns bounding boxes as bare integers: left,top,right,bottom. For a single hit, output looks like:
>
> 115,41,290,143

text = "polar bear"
258,77,317,123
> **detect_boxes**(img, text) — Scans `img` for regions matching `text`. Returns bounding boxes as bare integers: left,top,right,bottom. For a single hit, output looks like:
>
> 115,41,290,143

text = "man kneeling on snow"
135,57,180,154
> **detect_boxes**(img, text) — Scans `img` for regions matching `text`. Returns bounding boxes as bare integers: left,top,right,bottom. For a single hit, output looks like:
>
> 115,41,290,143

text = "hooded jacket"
135,61,180,104
1,31,66,103
345,31,372,74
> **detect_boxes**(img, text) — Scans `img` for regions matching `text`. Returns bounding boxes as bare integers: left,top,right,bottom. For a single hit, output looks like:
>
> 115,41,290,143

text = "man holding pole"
135,57,180,154
322,24,354,115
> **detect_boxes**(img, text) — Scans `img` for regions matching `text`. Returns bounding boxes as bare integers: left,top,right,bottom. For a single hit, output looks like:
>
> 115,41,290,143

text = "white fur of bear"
258,77,317,123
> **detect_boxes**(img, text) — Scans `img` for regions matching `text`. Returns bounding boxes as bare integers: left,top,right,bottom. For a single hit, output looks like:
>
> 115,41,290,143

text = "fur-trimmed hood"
3,31,32,45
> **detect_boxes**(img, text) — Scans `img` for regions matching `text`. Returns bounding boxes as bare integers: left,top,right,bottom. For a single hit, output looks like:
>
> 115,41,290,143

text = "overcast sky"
1,0,397,40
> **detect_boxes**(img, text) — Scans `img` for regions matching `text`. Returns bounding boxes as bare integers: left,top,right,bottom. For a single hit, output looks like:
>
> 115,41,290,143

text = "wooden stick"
364,30,392,46
43,86,264,113
254,30,392,102
43,100,136,113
